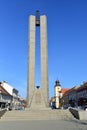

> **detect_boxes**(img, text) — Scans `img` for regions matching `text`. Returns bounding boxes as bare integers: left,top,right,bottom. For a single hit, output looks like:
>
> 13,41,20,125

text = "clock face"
56,86,61,92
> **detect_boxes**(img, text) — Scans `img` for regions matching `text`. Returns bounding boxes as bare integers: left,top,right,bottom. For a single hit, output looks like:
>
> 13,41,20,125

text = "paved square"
0,120,87,130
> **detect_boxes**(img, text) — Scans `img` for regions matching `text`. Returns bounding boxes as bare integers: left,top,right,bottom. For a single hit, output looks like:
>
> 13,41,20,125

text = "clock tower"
54,80,62,108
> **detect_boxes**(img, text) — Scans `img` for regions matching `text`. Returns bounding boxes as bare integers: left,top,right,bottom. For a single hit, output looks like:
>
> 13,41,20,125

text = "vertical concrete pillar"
40,16,49,107
27,15,35,107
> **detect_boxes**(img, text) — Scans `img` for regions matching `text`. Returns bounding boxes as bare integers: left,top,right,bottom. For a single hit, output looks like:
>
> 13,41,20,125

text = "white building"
0,84,12,108
1,81,13,95
0,81,19,109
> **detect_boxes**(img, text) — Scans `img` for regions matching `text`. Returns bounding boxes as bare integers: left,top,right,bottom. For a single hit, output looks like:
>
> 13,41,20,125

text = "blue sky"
0,0,87,99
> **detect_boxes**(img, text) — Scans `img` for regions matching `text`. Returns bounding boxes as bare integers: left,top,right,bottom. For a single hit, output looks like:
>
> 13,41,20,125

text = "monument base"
27,88,49,110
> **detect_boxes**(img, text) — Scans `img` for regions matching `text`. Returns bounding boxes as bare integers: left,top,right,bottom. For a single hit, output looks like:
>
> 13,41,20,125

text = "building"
77,82,87,106
0,81,25,110
62,82,87,107
0,83,12,108
61,88,70,106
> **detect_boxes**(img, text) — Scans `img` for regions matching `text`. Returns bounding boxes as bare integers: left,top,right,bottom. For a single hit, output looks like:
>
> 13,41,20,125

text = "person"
51,101,56,109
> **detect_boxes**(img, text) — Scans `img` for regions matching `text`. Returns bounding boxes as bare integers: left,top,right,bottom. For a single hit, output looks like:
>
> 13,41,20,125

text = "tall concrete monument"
27,11,49,109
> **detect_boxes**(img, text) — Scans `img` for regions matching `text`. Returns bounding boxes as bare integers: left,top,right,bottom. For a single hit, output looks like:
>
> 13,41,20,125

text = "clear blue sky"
0,0,87,99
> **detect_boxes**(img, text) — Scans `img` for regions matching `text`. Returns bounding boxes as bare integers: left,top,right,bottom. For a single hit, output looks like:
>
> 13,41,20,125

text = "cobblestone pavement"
0,120,87,130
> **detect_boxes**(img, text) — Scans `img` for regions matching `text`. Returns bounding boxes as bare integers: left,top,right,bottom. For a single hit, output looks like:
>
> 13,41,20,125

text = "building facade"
0,81,25,110
62,82,87,107
0,83,12,108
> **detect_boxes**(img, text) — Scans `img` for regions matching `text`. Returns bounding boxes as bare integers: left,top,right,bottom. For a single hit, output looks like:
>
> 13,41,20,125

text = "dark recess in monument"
36,86,40,89
36,10,40,26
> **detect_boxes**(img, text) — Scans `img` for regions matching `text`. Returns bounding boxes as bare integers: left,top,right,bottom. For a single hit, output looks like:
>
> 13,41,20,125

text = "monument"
27,11,49,109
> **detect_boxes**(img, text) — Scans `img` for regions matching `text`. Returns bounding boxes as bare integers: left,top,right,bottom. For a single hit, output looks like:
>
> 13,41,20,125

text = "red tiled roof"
62,88,70,95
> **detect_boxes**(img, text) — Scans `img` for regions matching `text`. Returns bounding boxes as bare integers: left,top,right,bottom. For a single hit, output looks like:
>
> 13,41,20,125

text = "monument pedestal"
28,88,49,110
